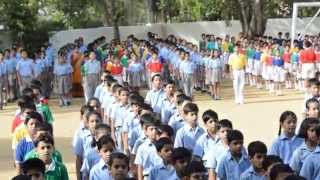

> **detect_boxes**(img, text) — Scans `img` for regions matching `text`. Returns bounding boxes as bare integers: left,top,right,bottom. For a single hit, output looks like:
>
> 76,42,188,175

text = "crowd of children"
8,31,320,180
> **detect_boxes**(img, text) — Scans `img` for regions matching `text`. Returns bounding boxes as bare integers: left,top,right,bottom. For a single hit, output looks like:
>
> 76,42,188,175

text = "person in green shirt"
33,134,68,180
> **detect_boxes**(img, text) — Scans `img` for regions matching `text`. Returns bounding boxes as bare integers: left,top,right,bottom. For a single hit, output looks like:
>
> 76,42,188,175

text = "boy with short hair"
240,141,268,180
183,161,207,180
134,113,162,180
172,147,192,179
168,94,192,134
174,102,205,151
156,124,174,140
217,129,250,179
145,74,165,114
34,134,69,180
21,158,45,180
149,137,176,180
160,79,176,124
108,152,130,180
193,109,219,159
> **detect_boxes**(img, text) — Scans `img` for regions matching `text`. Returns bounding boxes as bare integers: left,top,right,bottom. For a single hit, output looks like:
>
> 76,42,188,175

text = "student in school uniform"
206,119,233,180
127,52,144,91
16,50,35,94
0,51,7,109
148,138,177,180
204,51,212,93
269,111,303,164
110,57,124,86
21,158,46,180
283,45,293,89
240,141,268,180
300,41,316,90
273,50,285,96
290,118,320,173
14,112,43,174
174,102,205,151
246,42,256,86
228,44,246,104
180,52,196,98
216,129,251,179
89,135,115,180
33,134,69,180
33,51,45,81
145,74,165,114
253,45,263,89
5,49,18,101
160,79,176,124
193,110,219,162
299,125,320,179
81,123,111,179
94,71,110,101
134,113,162,180
108,152,131,180
210,49,223,100
110,87,130,152
146,50,163,89
53,53,73,106
168,94,191,135
83,52,101,103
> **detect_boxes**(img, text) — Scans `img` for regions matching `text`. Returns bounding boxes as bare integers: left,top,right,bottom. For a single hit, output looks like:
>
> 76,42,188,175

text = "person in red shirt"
315,44,320,72
11,100,36,133
111,57,124,85
300,41,316,89
146,50,163,89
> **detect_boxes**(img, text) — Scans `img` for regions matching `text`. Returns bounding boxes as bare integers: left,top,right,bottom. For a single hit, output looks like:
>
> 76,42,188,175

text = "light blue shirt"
290,141,316,173
128,62,143,72
16,59,34,77
94,83,104,100
193,132,220,158
84,59,101,75
300,146,320,180
33,59,44,77
5,57,17,73
160,96,176,124
45,46,55,66
269,134,304,164
179,60,195,75
111,103,130,127
89,159,112,180
82,148,101,177
53,63,73,76
145,89,166,114
168,112,185,134
210,57,223,69
174,124,205,151
205,141,229,169
73,128,91,157
134,138,163,175
148,163,178,180
131,133,146,155
0,61,7,76
216,150,251,180
240,166,267,180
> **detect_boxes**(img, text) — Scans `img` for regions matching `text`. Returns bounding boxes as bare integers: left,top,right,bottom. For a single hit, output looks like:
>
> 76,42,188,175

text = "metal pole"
291,3,298,48
304,8,320,33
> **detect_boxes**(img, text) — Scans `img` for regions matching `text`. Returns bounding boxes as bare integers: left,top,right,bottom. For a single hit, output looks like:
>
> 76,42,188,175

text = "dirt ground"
0,82,304,179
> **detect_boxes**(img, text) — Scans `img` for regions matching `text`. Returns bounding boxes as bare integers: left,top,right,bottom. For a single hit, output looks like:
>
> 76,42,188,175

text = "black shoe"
66,102,71,106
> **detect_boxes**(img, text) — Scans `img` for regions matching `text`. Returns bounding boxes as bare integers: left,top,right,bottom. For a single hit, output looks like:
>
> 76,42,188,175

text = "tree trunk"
110,0,120,40
113,21,120,40
237,0,250,36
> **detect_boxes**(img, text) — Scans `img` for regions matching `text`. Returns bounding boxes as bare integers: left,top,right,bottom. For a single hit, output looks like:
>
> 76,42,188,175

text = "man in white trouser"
228,45,246,104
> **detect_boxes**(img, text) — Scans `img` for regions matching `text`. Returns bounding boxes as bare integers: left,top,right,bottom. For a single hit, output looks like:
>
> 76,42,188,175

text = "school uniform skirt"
129,71,143,87
211,68,223,83
246,58,254,73
55,74,72,95
301,63,316,79
284,62,293,74
205,68,212,85
113,74,123,85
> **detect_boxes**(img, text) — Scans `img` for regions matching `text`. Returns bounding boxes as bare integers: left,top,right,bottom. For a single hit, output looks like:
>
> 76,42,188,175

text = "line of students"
11,73,320,179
